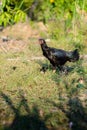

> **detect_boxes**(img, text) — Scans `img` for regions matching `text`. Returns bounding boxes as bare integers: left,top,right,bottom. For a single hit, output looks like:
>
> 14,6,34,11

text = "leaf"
2,0,6,8
19,0,24,9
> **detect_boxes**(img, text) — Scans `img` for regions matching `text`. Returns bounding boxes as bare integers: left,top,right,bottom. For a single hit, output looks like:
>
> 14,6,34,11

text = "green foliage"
33,0,87,22
0,12,12,26
14,10,26,23
0,0,34,26
0,0,87,27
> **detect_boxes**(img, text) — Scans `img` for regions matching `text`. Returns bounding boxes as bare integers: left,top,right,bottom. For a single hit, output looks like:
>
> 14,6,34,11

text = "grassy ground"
0,22,87,130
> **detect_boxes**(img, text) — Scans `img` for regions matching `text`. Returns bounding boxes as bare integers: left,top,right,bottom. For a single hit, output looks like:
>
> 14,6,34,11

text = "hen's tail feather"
68,49,79,62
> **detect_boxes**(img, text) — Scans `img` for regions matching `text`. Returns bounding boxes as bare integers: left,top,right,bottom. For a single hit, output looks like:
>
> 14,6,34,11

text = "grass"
0,22,87,130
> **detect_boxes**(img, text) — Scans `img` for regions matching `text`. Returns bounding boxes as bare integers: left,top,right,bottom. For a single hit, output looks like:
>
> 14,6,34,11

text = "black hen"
39,39,79,70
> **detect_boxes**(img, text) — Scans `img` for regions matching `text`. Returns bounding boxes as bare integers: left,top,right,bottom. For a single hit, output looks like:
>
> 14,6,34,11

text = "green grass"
0,23,87,130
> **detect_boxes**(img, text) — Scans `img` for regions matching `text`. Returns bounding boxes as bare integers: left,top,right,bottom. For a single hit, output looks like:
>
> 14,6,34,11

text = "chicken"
39,38,79,71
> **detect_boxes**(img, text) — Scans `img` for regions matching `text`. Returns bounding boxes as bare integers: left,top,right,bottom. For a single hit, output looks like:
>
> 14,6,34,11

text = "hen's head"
38,38,46,45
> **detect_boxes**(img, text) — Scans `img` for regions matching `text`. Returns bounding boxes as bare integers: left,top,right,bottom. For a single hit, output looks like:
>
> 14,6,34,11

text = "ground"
0,22,87,130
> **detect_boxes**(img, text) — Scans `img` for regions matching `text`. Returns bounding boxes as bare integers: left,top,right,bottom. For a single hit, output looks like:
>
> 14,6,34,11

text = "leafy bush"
0,0,34,26
0,0,87,28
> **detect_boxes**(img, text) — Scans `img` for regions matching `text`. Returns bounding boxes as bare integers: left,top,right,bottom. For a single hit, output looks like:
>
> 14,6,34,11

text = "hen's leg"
51,65,57,73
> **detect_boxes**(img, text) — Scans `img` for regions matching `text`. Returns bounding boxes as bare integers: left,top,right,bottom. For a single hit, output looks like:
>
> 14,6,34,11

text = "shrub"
0,0,34,26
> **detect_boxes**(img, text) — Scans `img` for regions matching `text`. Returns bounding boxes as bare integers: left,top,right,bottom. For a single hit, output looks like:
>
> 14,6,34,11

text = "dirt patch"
0,22,47,39
0,39,27,52
0,22,47,52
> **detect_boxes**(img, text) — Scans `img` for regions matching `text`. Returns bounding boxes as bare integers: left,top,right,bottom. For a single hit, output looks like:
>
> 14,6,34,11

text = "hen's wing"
47,48,68,66
50,48,67,59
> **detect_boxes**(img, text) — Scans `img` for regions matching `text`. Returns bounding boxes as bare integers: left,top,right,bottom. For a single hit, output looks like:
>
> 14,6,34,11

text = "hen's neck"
41,43,48,50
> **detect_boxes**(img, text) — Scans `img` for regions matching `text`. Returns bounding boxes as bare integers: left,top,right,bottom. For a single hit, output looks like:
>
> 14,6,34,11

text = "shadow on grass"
37,57,86,78
36,59,75,74
0,91,48,130
36,60,51,72
67,97,87,130
45,97,87,130
1,91,87,130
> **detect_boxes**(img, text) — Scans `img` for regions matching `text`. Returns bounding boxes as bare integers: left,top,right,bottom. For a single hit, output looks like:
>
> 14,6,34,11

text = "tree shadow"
1,91,87,130
67,97,87,130
44,97,87,130
0,91,48,130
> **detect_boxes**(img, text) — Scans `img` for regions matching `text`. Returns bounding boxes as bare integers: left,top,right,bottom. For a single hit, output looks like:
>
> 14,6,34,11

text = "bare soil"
0,22,47,52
